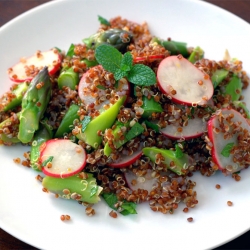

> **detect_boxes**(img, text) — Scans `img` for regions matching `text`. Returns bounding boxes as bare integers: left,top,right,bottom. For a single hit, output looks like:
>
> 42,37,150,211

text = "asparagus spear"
57,67,79,90
0,82,29,112
30,120,53,171
151,37,189,57
83,28,133,53
18,67,52,144
42,173,103,204
54,104,80,138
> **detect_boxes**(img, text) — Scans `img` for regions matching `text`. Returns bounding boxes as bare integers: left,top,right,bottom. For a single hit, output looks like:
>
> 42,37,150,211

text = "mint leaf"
81,116,91,132
121,52,133,70
97,85,106,90
120,201,137,215
42,156,54,167
221,142,234,157
90,185,99,197
66,43,75,57
114,68,128,80
95,44,122,73
128,64,156,86
98,15,110,26
102,193,118,210
125,122,144,141
175,144,184,158
144,120,159,133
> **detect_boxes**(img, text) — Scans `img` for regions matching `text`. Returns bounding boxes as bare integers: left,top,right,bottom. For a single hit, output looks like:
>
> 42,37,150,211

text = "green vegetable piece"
76,96,126,148
151,37,189,57
102,193,137,215
82,58,98,68
66,44,75,57
211,69,229,88
42,156,54,167
98,15,110,26
175,144,184,158
103,121,129,156
30,120,53,171
143,147,191,175
144,120,159,133
125,122,144,141
0,82,29,112
0,112,20,144
81,116,92,133
188,46,204,63
141,95,163,118
55,104,80,138
233,101,250,119
18,67,52,144
83,28,133,53
42,173,103,204
57,67,79,90
221,142,234,157
224,75,242,101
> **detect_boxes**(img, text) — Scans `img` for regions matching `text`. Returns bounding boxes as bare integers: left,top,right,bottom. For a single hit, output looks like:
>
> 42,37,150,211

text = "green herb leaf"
114,68,128,80
125,122,144,141
120,201,137,215
102,193,118,210
90,185,99,197
144,120,159,133
95,44,122,73
128,64,156,86
54,47,62,53
175,144,184,158
42,156,54,167
66,44,75,57
98,15,110,26
81,116,92,133
221,142,234,157
121,52,133,71
97,85,106,90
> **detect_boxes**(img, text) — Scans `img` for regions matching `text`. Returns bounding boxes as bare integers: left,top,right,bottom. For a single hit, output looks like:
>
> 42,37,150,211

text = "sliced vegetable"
42,173,102,204
143,147,193,175
57,67,79,90
141,95,163,118
211,69,228,88
8,49,61,82
188,46,204,63
207,108,250,173
18,67,52,144
157,55,213,106
76,96,126,148
0,81,29,111
40,139,87,178
224,75,242,101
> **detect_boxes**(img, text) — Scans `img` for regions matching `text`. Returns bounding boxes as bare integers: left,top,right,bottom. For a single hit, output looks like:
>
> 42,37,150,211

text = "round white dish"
0,1,250,250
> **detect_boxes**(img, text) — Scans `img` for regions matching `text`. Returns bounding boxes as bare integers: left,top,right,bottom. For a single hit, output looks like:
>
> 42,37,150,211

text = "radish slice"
157,55,213,106
207,108,250,173
40,139,86,178
161,115,206,139
78,65,130,111
8,49,61,82
124,169,157,192
107,148,142,168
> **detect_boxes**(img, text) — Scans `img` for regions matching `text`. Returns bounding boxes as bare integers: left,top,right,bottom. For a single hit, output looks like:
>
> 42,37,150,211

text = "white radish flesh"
157,55,213,106
124,169,157,192
40,139,86,178
78,65,130,111
207,108,250,173
8,49,61,82
108,148,142,168
161,115,206,139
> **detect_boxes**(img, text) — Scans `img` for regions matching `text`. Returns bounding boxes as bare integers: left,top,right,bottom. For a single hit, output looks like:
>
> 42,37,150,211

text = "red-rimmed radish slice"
161,115,206,140
107,148,142,168
133,54,165,63
207,108,250,173
157,55,213,106
40,139,86,178
78,65,130,110
8,49,61,82
124,169,157,192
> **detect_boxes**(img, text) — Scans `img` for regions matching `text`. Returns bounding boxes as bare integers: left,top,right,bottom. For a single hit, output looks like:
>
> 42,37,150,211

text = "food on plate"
1,15,249,217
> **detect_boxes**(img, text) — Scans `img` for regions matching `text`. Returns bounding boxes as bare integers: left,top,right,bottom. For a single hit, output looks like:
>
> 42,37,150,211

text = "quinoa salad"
0,16,249,219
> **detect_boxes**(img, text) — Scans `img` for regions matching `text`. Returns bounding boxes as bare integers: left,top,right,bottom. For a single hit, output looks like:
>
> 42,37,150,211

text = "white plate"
1,0,250,249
